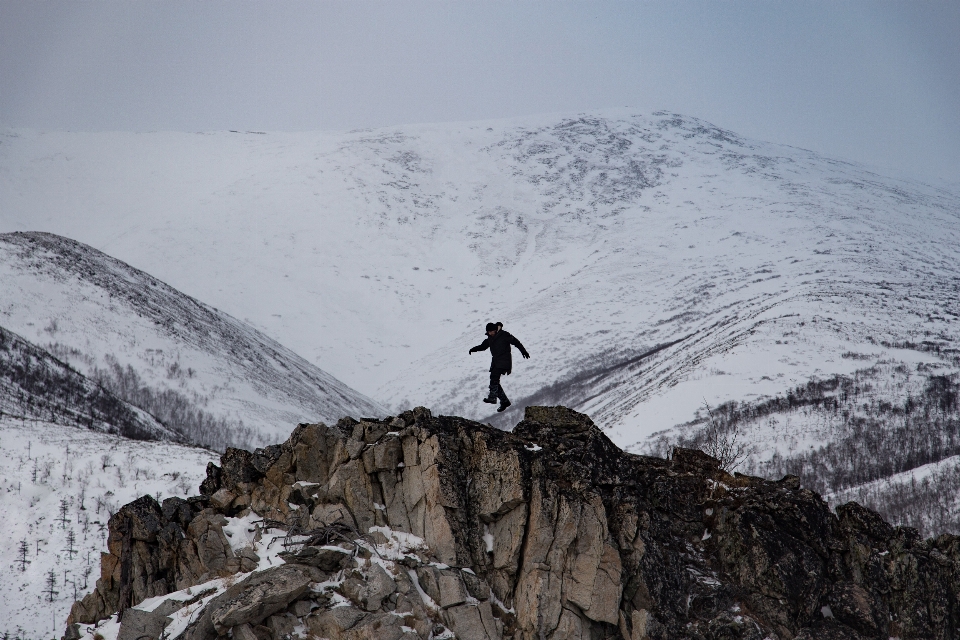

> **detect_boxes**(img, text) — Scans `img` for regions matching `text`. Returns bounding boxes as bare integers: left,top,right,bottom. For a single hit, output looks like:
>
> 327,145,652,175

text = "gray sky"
1,1,958,183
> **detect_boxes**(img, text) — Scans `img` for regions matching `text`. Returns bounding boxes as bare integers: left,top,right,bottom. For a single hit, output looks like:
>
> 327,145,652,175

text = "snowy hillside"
1,112,959,450
0,232,385,448
1,323,174,441
0,416,216,639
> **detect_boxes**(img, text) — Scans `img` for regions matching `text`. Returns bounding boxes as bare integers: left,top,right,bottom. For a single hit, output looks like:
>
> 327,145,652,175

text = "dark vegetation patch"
91,356,257,452
649,364,960,536
0,326,164,441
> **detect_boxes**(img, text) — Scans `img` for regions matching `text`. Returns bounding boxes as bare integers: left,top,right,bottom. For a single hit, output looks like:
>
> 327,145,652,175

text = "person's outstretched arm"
510,335,530,359
469,338,490,355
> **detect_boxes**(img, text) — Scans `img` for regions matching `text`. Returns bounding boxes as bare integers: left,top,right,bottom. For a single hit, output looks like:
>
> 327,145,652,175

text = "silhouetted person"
469,322,530,412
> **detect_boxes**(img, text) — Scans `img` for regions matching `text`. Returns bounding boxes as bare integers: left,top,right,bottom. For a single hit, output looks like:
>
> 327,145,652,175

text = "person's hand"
522,352,531,359
468,348,475,355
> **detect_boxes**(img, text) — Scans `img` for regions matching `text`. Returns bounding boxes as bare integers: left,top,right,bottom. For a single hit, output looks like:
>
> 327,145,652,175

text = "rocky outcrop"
68,406,960,639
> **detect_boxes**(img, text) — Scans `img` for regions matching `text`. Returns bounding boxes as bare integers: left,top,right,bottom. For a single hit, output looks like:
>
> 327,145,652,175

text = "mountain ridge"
0,231,386,447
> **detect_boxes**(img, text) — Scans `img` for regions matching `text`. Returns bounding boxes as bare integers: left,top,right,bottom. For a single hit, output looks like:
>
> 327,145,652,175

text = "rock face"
68,406,960,639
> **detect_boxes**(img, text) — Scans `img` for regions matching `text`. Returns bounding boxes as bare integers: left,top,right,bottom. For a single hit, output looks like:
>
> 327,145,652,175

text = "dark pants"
488,368,510,404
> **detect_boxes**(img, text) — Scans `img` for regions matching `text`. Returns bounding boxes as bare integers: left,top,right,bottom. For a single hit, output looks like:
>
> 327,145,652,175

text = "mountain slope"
1,112,959,449
0,323,173,440
0,415,215,640
0,232,385,447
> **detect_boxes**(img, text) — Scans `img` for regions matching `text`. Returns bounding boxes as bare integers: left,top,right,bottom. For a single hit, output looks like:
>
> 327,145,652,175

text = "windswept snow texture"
2,112,960,447
0,233,385,445
0,417,216,639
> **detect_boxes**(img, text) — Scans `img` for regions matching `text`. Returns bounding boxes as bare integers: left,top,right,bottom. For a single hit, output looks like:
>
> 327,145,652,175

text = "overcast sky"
1,1,958,183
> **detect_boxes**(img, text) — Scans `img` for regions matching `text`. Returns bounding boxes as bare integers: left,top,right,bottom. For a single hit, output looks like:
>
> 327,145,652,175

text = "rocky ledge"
66,406,960,640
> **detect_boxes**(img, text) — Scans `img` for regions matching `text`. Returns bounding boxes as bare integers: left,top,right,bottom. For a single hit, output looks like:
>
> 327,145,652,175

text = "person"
468,322,530,412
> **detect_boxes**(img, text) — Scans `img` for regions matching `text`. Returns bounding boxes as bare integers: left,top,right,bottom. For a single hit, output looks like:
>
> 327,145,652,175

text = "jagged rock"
116,608,171,640
307,606,367,637
444,601,500,640
342,563,397,611
278,545,351,571
67,406,960,640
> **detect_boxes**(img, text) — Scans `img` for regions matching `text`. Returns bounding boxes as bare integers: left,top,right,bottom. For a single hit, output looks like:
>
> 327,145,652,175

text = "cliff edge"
66,406,960,640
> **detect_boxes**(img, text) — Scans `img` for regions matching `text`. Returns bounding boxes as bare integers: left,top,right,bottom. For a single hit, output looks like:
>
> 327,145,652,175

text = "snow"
1,109,960,634
0,416,216,639
0,232,386,447
1,111,957,453
72,514,311,640
220,510,260,554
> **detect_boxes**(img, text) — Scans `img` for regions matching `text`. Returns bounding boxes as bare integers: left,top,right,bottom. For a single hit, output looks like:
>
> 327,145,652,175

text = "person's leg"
496,375,509,404
486,370,501,403
494,368,511,411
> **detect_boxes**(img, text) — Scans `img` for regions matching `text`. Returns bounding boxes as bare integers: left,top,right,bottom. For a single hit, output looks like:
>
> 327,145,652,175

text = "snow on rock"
63,406,960,640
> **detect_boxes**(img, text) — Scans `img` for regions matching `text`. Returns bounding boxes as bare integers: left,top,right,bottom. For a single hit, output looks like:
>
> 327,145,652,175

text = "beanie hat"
485,322,498,332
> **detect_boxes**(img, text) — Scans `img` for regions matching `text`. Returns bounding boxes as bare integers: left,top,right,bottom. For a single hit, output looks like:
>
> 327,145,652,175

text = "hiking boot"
497,400,512,412
483,396,498,404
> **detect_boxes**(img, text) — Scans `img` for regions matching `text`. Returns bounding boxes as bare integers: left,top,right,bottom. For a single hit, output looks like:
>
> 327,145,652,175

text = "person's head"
485,322,500,336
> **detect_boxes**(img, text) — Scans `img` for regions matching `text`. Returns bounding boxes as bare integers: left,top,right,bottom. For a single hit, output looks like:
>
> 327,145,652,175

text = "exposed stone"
116,608,171,640
67,405,960,640
438,572,468,608
307,606,366,637
444,601,500,640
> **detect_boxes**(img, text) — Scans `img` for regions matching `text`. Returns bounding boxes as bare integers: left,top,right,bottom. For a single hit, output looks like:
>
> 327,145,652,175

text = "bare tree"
700,399,749,472
65,529,77,559
57,498,69,528
15,540,30,572
44,570,58,602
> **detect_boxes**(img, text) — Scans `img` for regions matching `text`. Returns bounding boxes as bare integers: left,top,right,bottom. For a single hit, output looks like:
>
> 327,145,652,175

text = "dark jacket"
470,330,529,374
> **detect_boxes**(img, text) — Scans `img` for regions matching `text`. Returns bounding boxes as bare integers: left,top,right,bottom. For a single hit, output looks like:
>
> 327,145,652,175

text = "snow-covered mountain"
0,232,385,448
3,111,960,638
2,111,957,451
